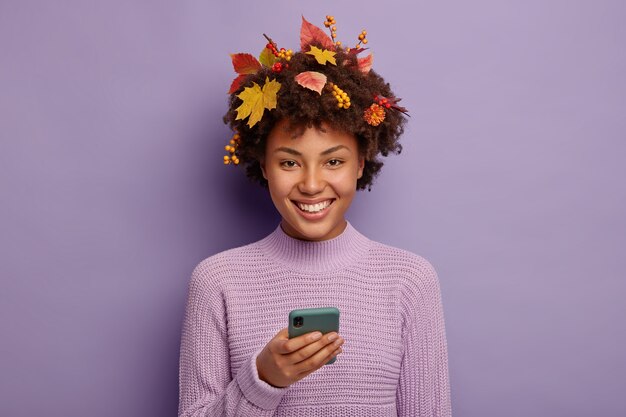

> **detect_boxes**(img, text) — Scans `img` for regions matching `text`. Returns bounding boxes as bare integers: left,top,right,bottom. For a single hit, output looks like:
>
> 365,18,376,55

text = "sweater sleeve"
396,259,451,417
178,262,288,416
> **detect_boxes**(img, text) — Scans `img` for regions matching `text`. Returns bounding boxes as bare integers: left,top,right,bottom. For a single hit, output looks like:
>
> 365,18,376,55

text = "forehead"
266,119,358,153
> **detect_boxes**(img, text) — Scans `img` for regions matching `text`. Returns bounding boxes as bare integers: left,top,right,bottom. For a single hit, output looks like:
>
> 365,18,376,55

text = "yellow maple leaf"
305,46,337,65
262,77,281,110
235,77,281,128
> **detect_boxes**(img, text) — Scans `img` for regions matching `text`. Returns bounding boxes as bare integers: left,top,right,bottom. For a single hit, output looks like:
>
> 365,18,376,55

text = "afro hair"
223,45,407,191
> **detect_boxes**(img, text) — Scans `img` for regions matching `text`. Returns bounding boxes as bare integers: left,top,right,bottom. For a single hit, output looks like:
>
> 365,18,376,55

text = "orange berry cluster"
324,15,342,47
329,83,350,109
278,48,293,61
223,133,241,165
266,42,293,61
356,29,368,48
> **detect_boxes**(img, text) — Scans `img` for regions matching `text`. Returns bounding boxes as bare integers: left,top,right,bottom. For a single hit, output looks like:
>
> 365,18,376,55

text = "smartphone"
288,307,340,365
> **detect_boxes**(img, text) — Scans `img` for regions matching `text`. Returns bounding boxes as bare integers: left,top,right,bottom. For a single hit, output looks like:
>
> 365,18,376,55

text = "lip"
292,198,335,205
291,199,335,220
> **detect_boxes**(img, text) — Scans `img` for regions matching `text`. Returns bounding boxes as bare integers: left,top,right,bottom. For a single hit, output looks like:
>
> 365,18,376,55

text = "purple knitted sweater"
178,222,451,416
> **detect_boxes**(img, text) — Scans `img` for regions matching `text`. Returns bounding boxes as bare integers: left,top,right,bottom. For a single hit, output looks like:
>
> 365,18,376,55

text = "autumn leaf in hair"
228,53,262,94
306,46,337,65
300,16,335,51
258,47,277,67
235,77,281,128
295,71,327,94
357,54,373,73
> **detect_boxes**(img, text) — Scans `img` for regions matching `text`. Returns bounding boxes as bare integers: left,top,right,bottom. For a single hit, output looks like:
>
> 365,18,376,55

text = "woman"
178,15,451,417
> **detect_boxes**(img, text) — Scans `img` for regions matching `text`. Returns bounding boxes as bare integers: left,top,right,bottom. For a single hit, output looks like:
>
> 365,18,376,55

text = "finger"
292,334,344,371
274,329,326,355
296,344,343,378
286,332,341,364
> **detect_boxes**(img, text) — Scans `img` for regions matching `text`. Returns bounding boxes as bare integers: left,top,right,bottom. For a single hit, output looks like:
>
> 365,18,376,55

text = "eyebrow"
274,145,350,156
321,145,349,155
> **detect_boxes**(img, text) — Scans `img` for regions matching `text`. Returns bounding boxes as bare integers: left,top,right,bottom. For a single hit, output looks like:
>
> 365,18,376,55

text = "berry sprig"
263,34,293,61
278,48,293,61
373,94,410,115
355,29,368,49
271,62,286,73
374,95,391,109
328,82,351,109
223,133,241,165
324,15,342,48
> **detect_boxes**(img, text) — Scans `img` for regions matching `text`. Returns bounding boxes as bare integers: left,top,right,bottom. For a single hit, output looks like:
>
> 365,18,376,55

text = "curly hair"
223,48,407,190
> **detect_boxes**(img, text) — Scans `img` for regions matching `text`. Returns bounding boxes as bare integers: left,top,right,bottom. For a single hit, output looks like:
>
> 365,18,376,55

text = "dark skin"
255,120,349,387
256,328,344,387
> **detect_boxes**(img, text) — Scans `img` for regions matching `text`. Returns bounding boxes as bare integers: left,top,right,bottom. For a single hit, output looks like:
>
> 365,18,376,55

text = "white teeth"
297,200,332,213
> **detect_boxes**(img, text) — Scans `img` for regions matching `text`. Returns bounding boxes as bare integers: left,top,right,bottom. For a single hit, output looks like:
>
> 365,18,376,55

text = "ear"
357,156,365,179
260,160,267,180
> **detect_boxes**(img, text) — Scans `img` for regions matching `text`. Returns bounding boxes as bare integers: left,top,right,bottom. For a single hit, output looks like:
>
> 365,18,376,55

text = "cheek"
266,170,294,198
328,169,360,195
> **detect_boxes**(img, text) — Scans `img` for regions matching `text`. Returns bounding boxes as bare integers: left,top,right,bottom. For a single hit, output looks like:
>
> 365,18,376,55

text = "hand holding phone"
255,307,343,388
288,307,340,365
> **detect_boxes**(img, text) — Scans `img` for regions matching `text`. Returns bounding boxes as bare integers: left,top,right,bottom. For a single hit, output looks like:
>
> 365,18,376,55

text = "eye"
280,160,298,169
326,159,344,167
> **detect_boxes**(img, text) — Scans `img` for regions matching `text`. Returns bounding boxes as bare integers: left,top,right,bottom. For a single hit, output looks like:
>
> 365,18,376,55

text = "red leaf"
230,53,262,75
294,71,327,94
347,47,368,56
374,94,410,115
300,16,335,51
228,74,247,94
357,54,373,73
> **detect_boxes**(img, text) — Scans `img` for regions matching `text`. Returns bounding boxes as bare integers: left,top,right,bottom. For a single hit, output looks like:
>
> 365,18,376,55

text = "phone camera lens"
293,316,303,328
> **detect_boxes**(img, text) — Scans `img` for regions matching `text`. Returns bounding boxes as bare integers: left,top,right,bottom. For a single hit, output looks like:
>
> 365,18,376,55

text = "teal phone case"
288,307,340,365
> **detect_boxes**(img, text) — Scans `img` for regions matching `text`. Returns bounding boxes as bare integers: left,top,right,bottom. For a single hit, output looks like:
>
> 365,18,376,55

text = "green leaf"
259,47,276,67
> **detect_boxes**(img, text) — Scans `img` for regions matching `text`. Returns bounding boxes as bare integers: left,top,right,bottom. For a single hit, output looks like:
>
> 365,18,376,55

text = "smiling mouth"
293,199,335,214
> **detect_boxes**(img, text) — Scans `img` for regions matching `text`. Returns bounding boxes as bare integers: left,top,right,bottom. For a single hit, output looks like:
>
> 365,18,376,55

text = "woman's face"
261,119,364,241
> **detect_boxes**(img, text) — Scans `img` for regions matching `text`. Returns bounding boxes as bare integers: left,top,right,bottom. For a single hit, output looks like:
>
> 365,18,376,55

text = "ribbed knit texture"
178,222,451,416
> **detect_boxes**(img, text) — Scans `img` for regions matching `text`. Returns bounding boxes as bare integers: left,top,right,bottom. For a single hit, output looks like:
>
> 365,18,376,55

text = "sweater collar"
259,221,371,273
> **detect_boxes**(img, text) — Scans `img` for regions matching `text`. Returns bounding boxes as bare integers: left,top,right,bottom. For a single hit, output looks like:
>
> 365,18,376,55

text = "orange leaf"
357,54,373,73
228,74,247,94
295,71,327,94
230,53,262,75
300,16,335,51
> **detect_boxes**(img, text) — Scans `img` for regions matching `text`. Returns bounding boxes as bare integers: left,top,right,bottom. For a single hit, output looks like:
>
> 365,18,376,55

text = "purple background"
1,0,625,416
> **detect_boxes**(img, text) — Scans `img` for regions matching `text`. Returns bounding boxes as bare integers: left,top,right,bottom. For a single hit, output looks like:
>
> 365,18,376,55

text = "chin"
283,218,345,241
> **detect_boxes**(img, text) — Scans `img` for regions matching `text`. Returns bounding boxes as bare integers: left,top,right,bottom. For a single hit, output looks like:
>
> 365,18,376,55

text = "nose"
298,166,325,195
